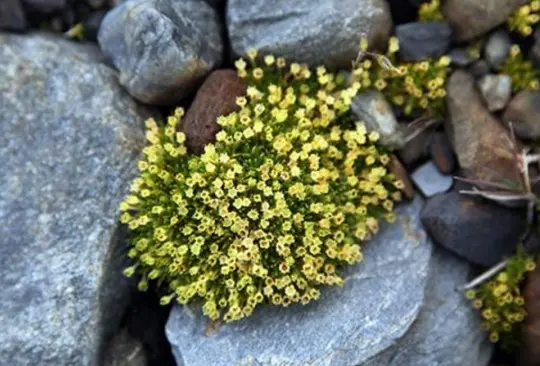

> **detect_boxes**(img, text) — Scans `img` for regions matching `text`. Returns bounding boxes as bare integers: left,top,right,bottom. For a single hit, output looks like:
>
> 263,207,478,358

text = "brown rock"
429,131,456,174
445,70,521,183
518,257,540,366
442,0,526,41
388,154,415,200
397,128,432,167
503,90,540,140
180,69,246,154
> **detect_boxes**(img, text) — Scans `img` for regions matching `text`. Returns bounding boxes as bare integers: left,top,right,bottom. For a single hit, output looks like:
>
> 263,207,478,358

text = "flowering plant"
119,51,402,322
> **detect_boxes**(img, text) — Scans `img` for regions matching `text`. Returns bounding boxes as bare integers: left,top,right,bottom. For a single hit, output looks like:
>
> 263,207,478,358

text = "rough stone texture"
104,328,147,366
166,198,433,366
98,0,223,105
226,0,392,68
485,29,512,69
421,191,526,267
518,257,540,366
429,131,456,174
395,22,452,62
180,69,246,155
0,33,154,365
446,70,521,183
442,0,526,41
389,154,415,200
503,90,540,140
22,0,66,13
478,74,512,112
0,0,27,31
352,89,405,149
364,247,492,366
411,160,453,197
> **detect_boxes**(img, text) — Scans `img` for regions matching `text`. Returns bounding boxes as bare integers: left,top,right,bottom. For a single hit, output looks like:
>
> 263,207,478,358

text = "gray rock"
485,29,512,69
104,328,147,366
352,89,405,149
411,160,454,197
365,247,492,366
421,191,526,267
98,0,224,105
166,198,434,366
450,48,478,67
478,74,512,112
531,38,540,69
226,0,392,68
0,33,154,365
0,0,26,31
442,0,525,41
22,0,65,13
468,60,491,78
503,90,540,140
396,22,452,62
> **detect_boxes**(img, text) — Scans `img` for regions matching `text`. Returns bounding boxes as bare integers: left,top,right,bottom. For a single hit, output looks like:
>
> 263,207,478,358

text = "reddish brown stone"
446,70,522,184
429,131,456,174
180,69,246,154
518,257,540,366
388,154,415,200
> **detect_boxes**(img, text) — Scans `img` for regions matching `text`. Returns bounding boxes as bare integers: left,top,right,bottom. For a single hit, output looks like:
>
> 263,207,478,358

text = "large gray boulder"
98,0,223,105
365,247,492,366
0,33,154,365
226,0,392,68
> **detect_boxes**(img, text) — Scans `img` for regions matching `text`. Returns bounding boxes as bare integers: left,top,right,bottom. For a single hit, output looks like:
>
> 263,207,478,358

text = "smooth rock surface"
478,74,512,112
98,0,223,105
396,22,452,61
397,128,432,166
429,131,457,174
411,160,453,197
442,0,526,41
364,247,492,366
0,0,26,31
421,191,526,267
446,70,521,183
503,90,540,140
167,198,433,366
352,89,405,149
389,155,416,200
485,29,512,69
0,33,153,365
226,0,392,68
180,69,246,155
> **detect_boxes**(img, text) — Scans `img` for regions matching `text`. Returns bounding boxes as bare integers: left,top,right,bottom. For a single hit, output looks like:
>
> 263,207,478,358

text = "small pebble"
411,160,453,197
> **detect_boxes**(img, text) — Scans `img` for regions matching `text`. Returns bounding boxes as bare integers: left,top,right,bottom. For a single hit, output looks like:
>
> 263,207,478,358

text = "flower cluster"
119,52,402,322
354,37,450,117
500,45,540,92
418,0,444,22
507,0,540,36
466,251,537,346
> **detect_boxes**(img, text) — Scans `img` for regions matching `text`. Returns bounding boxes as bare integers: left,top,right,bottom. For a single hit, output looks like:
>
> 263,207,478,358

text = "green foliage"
418,0,444,22
507,0,540,36
500,45,540,92
119,52,402,323
465,251,537,348
354,37,450,117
